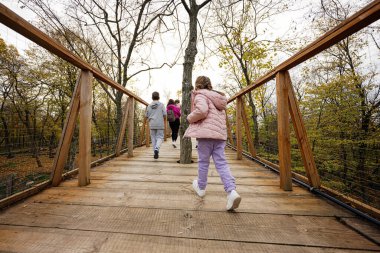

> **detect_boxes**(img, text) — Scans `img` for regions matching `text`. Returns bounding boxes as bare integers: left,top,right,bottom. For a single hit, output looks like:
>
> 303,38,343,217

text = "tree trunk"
180,4,199,164
23,109,42,167
339,131,348,185
246,93,259,148
115,91,123,139
1,115,14,158
48,131,56,158
65,128,79,171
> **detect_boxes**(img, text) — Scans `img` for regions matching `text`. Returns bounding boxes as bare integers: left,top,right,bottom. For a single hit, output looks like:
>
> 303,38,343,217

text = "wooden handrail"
0,3,148,106
228,0,380,103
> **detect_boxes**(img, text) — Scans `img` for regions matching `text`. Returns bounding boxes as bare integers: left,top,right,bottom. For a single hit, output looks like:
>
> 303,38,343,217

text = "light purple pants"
197,139,236,193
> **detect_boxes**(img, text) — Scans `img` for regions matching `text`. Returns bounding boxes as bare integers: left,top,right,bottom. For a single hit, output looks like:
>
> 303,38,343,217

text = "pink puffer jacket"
184,89,227,140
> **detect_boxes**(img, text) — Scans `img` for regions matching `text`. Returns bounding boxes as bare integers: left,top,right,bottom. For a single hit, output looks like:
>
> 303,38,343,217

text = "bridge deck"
0,142,379,252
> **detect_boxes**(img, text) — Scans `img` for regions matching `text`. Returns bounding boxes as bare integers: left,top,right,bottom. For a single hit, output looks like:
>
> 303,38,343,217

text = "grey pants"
150,129,164,152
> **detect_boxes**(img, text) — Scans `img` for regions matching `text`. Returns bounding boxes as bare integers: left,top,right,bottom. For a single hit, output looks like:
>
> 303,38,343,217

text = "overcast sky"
0,0,376,103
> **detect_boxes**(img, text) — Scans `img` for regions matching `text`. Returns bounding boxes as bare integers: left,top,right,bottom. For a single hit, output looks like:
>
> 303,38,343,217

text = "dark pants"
169,118,180,141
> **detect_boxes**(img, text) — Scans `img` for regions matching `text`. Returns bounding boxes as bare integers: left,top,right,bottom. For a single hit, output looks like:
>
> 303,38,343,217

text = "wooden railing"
226,0,380,217
0,3,151,207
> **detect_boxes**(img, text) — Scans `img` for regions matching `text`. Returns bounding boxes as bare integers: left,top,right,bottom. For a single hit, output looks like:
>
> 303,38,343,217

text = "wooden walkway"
0,142,379,252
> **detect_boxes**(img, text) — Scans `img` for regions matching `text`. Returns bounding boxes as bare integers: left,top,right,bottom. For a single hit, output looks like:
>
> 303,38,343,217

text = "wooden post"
51,72,81,187
276,71,292,191
127,97,135,157
226,111,234,146
78,70,93,187
285,71,321,188
236,96,243,160
241,96,257,157
115,98,130,156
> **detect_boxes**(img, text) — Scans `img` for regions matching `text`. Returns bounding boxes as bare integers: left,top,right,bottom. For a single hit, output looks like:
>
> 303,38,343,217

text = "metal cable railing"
225,1,380,221
0,4,149,206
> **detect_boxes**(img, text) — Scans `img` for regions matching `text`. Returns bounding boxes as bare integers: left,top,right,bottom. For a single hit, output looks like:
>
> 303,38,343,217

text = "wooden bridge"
0,1,379,252
0,142,379,252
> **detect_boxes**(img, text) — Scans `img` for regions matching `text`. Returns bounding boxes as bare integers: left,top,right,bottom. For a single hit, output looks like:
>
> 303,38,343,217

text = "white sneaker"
192,179,205,197
226,190,241,211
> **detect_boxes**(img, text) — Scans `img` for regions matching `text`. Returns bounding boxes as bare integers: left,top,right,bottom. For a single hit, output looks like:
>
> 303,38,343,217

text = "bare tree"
179,0,211,164
20,0,179,129
211,0,289,148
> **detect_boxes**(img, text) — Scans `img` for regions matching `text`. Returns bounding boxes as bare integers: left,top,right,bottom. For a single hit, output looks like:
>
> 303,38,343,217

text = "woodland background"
0,0,379,209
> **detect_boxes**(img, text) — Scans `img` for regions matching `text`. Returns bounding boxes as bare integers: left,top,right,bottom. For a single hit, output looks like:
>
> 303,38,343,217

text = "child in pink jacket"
184,76,241,211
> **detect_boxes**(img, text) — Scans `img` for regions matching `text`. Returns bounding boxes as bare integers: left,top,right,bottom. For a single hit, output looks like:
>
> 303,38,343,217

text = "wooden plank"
51,72,81,186
1,141,378,252
1,203,378,250
240,96,257,157
255,155,380,220
236,97,243,160
29,185,352,217
286,71,321,188
227,1,380,103
225,111,234,146
92,166,277,178
0,180,51,209
60,180,304,195
78,70,92,186
89,172,281,186
0,225,365,253
115,98,130,156
0,4,148,106
127,97,135,157
276,72,292,191
340,217,380,245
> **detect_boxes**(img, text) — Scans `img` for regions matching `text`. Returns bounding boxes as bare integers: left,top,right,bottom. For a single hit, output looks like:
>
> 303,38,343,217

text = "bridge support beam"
240,96,257,157
276,71,292,191
285,71,321,188
78,70,93,187
127,97,135,157
236,96,243,160
225,111,234,146
115,98,130,157
51,72,81,187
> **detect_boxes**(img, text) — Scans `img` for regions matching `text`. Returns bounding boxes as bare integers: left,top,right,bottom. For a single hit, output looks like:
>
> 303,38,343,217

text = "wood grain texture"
78,70,92,187
0,142,378,252
276,72,292,191
127,97,135,157
51,72,81,186
115,98,130,156
236,97,243,160
0,225,371,253
225,111,234,146
240,96,257,157
286,71,320,188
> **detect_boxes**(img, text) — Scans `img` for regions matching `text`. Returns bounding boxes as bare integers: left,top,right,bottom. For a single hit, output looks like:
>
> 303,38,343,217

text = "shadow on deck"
0,142,379,252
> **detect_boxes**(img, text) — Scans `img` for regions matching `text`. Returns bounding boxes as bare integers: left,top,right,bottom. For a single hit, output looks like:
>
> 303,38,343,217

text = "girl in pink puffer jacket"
184,76,241,211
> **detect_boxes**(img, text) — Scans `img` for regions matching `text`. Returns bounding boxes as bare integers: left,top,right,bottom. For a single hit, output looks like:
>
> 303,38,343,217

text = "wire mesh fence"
0,34,148,200
226,47,380,210
0,40,79,199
